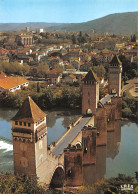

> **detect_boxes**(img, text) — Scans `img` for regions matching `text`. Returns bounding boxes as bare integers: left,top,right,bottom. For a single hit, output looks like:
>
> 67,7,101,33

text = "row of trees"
0,62,30,76
0,84,82,109
0,172,137,193
31,85,81,109
71,31,91,44
0,61,50,77
38,31,91,45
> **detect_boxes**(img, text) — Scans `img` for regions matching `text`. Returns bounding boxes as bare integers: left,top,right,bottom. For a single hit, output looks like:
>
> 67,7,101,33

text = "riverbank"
0,83,82,110
0,85,137,122
122,91,138,122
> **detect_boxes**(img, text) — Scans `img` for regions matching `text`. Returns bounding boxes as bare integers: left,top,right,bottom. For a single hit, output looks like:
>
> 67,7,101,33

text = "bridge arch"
50,165,65,188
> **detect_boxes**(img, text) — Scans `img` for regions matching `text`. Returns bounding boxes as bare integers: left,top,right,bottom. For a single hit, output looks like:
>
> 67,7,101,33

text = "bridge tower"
11,97,47,178
82,70,99,115
108,55,122,96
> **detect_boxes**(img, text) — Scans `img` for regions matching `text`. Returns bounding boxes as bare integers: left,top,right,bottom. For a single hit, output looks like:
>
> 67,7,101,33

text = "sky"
0,0,137,23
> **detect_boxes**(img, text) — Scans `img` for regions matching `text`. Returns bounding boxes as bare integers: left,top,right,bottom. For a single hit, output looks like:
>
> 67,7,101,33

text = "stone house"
70,59,81,70
63,74,77,84
80,52,91,62
47,57,63,70
0,48,9,62
80,62,93,72
69,48,81,59
46,69,62,85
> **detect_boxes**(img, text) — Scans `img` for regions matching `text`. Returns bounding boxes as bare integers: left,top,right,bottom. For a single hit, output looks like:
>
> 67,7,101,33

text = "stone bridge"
11,55,122,187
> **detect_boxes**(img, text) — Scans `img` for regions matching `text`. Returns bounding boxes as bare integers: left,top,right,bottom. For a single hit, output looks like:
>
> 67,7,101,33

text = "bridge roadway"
51,116,91,157
100,94,114,105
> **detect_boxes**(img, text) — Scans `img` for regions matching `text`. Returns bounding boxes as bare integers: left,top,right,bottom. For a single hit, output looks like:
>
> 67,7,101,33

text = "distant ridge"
48,12,138,34
0,22,64,32
0,12,137,34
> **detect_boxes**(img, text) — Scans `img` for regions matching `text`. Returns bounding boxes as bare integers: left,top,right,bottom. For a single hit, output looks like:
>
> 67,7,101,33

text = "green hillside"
48,12,138,34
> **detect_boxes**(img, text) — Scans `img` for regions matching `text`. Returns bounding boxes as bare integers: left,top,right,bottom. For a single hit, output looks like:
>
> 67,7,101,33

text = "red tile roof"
12,97,47,123
69,74,76,79
0,71,7,79
110,55,122,65
47,69,60,75
0,76,29,90
83,70,98,82
18,35,33,38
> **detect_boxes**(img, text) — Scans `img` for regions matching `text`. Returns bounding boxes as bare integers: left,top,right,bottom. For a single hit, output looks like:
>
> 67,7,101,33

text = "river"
0,108,138,182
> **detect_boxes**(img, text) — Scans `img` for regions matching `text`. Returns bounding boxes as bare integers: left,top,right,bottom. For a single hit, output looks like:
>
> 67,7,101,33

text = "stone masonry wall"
64,147,83,186
95,107,107,146
13,140,36,176
82,127,97,165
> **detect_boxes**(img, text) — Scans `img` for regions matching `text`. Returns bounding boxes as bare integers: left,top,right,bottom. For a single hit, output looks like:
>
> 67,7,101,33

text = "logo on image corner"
120,184,134,191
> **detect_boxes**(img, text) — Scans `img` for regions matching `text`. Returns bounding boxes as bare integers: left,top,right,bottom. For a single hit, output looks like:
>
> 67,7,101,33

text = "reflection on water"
106,121,138,178
107,120,121,159
0,108,138,185
83,146,106,185
46,109,81,145
0,108,81,143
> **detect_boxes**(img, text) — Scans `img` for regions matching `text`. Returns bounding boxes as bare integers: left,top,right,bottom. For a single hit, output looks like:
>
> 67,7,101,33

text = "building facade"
16,35,34,46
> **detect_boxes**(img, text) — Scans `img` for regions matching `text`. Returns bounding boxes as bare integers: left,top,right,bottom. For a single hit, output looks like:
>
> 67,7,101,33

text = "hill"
48,12,138,34
0,12,137,34
0,22,64,32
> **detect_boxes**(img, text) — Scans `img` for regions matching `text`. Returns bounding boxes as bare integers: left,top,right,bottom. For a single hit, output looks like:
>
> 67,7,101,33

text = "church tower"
11,97,47,177
82,70,99,115
108,55,122,96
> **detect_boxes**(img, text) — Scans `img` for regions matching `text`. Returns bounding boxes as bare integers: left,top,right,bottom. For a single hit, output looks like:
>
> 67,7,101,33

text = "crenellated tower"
82,70,99,115
11,97,47,177
108,55,122,96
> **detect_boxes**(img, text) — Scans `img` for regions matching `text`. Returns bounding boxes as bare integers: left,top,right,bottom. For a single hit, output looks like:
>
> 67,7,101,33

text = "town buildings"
0,30,137,86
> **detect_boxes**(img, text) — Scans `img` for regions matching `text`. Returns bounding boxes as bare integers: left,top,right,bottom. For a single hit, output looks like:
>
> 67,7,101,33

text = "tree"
93,65,106,77
79,31,82,37
71,34,77,44
22,63,30,75
38,89,54,108
118,55,137,81
37,82,40,93
37,62,49,77
122,92,137,119
131,34,136,42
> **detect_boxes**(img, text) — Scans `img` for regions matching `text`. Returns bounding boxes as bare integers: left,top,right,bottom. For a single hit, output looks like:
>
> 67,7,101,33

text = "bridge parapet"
52,116,82,150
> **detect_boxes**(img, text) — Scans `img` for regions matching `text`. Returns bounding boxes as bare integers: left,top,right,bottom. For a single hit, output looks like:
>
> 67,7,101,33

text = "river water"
0,108,138,182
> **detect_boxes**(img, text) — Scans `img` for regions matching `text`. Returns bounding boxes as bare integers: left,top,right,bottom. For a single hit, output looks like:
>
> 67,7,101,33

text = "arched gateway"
50,166,65,188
